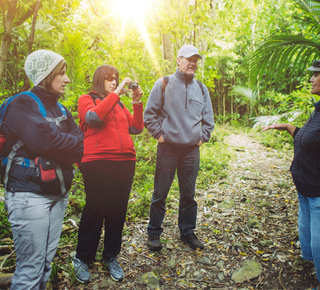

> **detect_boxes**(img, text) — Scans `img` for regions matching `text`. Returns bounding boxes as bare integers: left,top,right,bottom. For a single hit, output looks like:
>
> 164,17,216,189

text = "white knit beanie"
24,49,64,86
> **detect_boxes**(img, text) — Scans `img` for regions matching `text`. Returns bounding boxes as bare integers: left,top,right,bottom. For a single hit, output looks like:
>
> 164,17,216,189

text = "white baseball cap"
178,45,202,59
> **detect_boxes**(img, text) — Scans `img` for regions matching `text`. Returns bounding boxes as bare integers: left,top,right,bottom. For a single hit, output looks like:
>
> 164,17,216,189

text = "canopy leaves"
243,0,320,87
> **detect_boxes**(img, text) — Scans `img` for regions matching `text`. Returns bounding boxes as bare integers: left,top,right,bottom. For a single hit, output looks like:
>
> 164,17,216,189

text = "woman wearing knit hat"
4,49,83,289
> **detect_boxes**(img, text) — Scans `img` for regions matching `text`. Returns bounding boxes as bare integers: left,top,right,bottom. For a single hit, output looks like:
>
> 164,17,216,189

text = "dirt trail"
5,132,318,289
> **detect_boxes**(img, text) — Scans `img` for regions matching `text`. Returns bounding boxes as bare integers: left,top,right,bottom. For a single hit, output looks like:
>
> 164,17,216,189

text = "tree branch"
14,0,42,27
87,0,117,35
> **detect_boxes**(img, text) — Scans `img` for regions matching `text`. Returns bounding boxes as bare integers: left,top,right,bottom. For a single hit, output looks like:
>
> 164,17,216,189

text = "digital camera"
128,82,139,90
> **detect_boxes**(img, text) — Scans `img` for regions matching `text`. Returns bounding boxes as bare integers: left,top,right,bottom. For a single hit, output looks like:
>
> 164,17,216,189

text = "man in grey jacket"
144,45,214,251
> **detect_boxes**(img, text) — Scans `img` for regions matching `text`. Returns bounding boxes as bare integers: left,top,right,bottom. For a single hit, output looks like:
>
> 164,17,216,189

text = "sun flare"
107,0,160,76
109,0,153,24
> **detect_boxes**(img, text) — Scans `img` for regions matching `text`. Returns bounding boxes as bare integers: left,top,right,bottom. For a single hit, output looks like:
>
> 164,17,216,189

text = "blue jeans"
5,191,69,290
148,142,200,236
298,192,320,282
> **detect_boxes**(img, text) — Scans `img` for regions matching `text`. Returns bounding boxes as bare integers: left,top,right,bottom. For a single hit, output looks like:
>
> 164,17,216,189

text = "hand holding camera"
114,77,132,96
128,82,139,90
114,78,142,102
131,82,143,103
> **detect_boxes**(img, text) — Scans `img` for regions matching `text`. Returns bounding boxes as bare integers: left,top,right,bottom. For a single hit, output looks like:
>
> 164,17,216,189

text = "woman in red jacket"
73,65,143,283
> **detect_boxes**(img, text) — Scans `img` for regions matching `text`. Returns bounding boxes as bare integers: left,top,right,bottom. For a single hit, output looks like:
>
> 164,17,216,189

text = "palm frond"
242,35,320,86
294,0,320,25
232,86,258,105
251,110,303,128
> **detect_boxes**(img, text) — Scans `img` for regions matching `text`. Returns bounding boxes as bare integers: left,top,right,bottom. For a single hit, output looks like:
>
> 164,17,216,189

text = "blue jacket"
144,68,214,147
291,100,320,197
3,86,83,194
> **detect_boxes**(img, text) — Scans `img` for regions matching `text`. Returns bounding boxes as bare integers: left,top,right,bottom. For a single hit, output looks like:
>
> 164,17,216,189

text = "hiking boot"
180,232,204,250
72,257,91,283
147,233,162,251
103,257,124,282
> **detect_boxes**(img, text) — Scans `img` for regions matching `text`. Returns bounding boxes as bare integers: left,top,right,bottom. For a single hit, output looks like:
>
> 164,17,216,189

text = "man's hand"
158,135,165,143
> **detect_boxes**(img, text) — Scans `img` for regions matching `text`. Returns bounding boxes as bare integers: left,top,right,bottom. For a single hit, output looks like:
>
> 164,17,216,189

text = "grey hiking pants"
5,191,68,290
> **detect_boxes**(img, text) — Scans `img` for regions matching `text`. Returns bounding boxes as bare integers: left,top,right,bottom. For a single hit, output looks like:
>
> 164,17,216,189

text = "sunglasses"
105,75,118,82
312,60,320,68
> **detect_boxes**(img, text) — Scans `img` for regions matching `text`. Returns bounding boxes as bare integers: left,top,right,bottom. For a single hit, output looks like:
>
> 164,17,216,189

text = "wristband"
118,86,126,95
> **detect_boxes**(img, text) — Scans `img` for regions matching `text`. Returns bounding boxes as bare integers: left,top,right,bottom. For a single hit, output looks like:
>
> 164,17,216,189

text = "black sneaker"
103,257,124,282
72,257,91,283
180,232,204,250
147,233,162,251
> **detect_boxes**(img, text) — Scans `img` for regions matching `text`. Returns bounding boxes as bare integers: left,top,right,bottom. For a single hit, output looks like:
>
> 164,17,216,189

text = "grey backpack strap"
4,139,24,190
12,157,36,168
55,163,67,195
45,113,67,194
45,115,67,131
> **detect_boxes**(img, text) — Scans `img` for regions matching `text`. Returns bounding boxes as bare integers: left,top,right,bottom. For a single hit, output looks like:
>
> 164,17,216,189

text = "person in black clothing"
4,49,83,290
263,60,320,290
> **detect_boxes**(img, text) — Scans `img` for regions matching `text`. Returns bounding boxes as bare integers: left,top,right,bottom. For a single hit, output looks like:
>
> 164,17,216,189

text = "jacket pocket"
189,99,204,119
190,99,203,106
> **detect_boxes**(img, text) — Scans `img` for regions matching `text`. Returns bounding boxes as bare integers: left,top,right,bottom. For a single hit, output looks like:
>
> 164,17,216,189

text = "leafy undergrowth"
0,127,318,289
249,127,294,151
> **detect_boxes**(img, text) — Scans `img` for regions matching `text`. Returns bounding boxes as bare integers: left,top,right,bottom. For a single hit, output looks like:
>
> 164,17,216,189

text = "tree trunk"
28,0,40,53
232,61,236,120
0,0,18,81
19,0,40,92
162,34,174,75
223,92,225,124
193,0,197,46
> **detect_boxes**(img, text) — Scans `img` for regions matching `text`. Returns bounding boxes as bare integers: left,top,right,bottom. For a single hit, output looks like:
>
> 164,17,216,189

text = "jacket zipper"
185,82,188,109
113,108,123,153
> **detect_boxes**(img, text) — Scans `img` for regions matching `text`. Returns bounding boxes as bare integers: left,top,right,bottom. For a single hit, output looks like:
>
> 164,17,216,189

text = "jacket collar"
174,68,195,84
315,100,320,110
31,86,60,106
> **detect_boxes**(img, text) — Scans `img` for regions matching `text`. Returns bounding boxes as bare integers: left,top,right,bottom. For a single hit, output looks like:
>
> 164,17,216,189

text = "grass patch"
249,127,294,150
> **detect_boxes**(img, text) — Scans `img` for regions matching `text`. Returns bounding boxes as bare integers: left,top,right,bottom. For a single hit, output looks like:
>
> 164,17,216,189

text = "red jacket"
78,91,143,162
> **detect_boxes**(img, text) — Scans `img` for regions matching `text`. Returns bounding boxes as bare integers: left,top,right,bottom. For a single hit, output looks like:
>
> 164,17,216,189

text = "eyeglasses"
313,60,320,68
105,75,118,82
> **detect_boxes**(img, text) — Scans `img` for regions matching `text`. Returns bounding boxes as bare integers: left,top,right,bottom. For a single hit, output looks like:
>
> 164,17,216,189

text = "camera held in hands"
128,82,139,90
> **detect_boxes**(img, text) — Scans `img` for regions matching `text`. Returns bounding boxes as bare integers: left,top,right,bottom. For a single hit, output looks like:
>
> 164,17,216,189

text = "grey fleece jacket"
144,68,214,147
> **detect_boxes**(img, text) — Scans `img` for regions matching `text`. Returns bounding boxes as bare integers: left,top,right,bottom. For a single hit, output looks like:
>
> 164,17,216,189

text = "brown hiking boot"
147,233,162,251
180,232,204,250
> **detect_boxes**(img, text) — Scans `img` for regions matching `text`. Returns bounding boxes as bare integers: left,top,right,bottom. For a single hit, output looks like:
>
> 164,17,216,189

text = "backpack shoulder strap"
196,80,205,96
21,91,47,117
160,76,170,109
162,76,169,95
9,91,67,117
88,91,124,110
4,139,24,189
25,92,67,128
88,92,99,105
0,91,46,125
57,102,67,117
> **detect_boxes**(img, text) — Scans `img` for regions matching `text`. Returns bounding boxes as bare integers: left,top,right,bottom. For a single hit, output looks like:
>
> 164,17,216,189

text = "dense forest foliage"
2,2,320,288
1,0,320,205
1,0,320,126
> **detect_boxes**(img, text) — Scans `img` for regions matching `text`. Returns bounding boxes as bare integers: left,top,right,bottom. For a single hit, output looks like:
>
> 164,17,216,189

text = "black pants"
76,160,135,262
